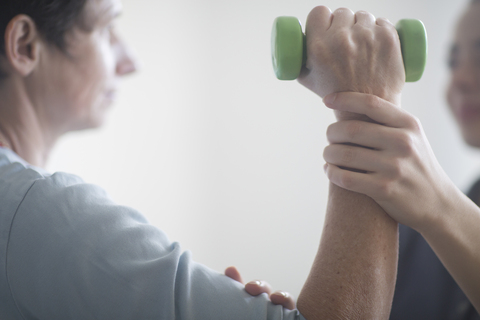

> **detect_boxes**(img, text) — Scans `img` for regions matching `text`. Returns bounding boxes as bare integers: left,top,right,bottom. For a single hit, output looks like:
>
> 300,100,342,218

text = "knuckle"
376,17,390,24
308,40,329,64
365,94,382,111
326,123,337,142
378,27,399,48
339,172,355,189
322,145,331,161
309,5,331,16
355,10,370,16
407,115,422,132
355,10,375,21
342,148,356,164
352,27,375,51
334,7,354,15
357,25,375,38
388,158,403,178
345,121,362,140
375,178,395,199
331,30,356,59
376,17,393,28
332,28,352,47
394,132,415,156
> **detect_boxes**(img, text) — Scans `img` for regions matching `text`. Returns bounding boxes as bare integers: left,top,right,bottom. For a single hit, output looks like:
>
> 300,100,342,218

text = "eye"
448,57,458,69
448,44,459,70
100,23,116,42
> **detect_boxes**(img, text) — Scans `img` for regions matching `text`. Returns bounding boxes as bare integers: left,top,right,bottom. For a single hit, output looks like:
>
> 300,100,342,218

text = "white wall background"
48,0,480,298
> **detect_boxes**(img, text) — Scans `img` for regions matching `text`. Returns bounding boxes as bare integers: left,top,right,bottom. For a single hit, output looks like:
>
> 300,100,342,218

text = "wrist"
331,92,402,122
417,183,469,238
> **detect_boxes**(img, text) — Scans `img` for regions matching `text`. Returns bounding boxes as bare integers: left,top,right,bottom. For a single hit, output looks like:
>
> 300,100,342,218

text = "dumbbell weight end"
271,16,427,82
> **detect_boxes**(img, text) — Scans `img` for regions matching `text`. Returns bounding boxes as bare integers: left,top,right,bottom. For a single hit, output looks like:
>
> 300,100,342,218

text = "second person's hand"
322,91,462,233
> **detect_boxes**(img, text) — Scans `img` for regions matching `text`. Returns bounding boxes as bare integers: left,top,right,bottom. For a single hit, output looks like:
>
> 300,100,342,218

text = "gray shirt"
0,148,305,320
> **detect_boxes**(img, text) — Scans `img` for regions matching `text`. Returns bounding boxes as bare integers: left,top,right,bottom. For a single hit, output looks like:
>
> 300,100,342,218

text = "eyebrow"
94,2,123,25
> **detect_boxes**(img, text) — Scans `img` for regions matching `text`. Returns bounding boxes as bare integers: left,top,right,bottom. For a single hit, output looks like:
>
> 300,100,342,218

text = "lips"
456,103,480,123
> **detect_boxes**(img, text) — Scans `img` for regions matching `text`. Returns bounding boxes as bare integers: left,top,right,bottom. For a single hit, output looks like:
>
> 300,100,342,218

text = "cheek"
67,41,117,115
75,44,114,99
46,44,116,130
445,80,464,122
446,83,456,115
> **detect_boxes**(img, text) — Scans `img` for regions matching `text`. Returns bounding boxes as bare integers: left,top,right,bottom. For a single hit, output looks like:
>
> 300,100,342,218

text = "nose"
115,37,139,76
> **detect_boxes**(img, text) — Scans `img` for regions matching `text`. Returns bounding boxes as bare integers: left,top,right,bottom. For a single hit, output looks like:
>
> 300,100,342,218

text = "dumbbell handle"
271,17,427,82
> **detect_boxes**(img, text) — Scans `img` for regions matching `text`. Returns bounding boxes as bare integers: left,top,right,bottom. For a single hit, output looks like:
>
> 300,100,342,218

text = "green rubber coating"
271,16,428,82
395,19,428,82
271,17,305,80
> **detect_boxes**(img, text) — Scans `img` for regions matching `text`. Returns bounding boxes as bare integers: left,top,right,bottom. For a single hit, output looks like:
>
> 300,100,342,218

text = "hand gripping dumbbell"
271,16,427,82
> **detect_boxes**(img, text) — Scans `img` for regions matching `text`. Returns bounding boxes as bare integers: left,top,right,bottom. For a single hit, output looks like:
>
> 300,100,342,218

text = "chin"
87,115,108,130
462,131,480,149
69,112,108,132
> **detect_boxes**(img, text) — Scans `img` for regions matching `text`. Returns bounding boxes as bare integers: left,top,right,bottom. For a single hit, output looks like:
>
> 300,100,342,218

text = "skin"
323,2,480,312
0,0,137,167
1,1,403,318
225,266,296,310
0,0,296,311
295,7,401,319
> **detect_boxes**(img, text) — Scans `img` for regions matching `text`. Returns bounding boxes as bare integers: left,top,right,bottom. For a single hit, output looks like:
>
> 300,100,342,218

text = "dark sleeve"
391,224,480,319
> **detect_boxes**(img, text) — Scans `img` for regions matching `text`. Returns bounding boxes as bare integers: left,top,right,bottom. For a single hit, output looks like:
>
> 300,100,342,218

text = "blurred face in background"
447,1,480,148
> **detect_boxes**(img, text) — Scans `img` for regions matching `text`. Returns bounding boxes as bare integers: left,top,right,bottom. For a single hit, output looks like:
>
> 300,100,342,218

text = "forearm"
420,186,480,312
297,184,399,319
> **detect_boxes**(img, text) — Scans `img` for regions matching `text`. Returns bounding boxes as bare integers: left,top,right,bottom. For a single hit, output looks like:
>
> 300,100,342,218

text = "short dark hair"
0,0,88,77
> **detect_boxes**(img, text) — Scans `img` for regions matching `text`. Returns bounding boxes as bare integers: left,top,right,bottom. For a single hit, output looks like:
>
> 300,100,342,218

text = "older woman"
323,0,480,318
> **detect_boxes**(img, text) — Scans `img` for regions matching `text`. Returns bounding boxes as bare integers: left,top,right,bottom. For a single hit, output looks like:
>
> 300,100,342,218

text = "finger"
354,10,376,27
323,92,415,129
324,163,379,196
245,280,273,297
331,7,355,29
302,6,333,78
326,120,395,150
305,6,333,36
376,17,394,28
270,291,296,310
224,266,244,284
323,144,383,173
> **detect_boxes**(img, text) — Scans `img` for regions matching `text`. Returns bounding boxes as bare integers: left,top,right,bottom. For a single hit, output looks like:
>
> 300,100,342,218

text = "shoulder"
3,151,178,318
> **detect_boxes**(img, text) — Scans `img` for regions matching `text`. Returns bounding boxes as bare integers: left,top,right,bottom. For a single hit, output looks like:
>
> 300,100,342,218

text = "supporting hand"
224,266,296,310
322,91,458,233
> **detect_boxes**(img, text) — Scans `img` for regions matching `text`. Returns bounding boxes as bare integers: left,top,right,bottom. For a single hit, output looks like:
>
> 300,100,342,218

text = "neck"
0,79,59,168
0,126,54,168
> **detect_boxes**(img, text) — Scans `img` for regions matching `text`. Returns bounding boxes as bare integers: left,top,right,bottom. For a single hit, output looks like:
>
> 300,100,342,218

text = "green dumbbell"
271,16,427,82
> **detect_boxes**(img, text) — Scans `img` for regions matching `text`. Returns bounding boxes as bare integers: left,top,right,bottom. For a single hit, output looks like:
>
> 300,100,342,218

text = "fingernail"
278,291,288,297
323,93,337,106
323,163,328,174
250,280,262,286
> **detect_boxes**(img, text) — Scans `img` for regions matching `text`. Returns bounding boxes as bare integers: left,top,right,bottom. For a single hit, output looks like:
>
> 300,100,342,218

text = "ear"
4,14,41,77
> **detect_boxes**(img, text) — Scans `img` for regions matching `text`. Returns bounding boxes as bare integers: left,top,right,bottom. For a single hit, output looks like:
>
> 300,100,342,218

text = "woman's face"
33,0,137,133
447,2,480,147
